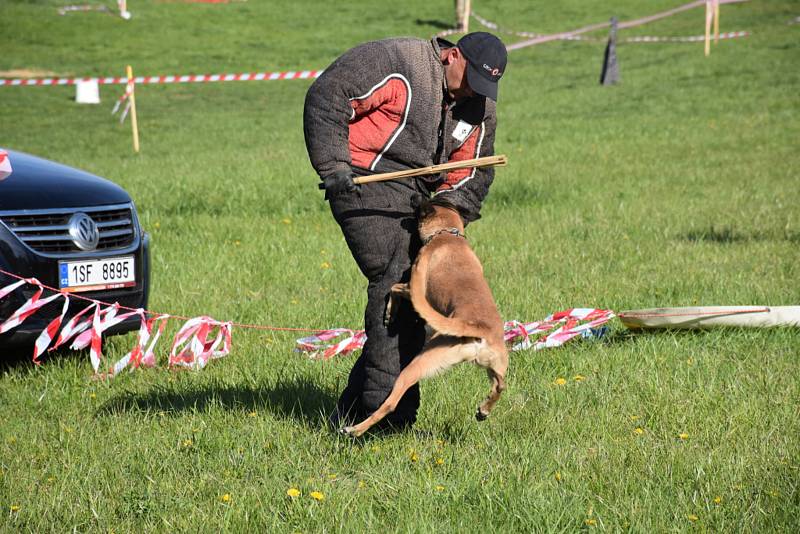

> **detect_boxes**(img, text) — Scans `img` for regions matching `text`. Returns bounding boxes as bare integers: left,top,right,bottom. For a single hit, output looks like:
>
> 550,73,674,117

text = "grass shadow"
0,344,89,374
0,346,34,373
682,225,800,244
96,376,337,430
414,18,455,31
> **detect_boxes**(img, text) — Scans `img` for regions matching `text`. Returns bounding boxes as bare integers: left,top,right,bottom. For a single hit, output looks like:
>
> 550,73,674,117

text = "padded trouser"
328,181,427,427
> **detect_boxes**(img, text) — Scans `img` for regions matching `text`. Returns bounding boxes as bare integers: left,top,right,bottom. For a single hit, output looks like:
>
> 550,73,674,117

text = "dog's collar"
422,227,466,246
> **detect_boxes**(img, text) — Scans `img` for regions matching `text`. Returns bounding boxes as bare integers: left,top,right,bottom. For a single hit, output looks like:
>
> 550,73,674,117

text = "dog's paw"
475,408,489,422
340,426,361,437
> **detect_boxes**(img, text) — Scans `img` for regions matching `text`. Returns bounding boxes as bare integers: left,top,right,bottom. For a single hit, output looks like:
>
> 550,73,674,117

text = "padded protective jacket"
303,36,498,222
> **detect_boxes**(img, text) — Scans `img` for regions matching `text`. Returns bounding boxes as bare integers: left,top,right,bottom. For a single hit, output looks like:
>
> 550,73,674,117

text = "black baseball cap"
457,32,507,101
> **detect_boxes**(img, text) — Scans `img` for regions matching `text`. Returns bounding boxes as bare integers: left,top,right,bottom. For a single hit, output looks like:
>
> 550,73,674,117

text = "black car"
0,148,150,348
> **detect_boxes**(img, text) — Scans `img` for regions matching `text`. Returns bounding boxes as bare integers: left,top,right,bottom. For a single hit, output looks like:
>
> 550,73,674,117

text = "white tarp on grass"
619,306,800,329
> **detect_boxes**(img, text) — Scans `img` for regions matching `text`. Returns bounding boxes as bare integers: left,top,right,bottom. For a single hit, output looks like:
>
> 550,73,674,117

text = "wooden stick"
352,154,507,185
126,65,140,153
463,0,471,33
704,1,712,56
714,0,720,43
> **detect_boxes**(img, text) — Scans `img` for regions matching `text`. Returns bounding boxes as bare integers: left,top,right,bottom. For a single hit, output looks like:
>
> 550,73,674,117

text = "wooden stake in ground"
714,0,720,43
352,154,507,185
126,65,140,153
704,0,713,56
118,0,131,19
455,0,470,32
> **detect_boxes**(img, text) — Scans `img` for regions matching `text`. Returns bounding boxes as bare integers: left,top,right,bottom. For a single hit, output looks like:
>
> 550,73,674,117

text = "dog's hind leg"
476,348,508,421
384,282,410,326
342,341,459,437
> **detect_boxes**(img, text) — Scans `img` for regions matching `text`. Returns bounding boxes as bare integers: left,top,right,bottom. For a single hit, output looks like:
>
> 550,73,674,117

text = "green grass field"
1,0,798,531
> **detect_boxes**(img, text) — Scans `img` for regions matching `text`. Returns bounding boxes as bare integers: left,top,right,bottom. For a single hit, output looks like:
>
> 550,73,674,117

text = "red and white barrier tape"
500,0,749,51
471,12,749,43
295,308,615,359
620,31,748,43
0,268,613,375
502,308,615,351
0,273,231,378
0,70,322,88
111,82,134,122
0,149,12,181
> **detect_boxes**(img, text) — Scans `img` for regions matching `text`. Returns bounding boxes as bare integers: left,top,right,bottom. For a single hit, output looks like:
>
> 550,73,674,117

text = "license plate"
58,256,136,293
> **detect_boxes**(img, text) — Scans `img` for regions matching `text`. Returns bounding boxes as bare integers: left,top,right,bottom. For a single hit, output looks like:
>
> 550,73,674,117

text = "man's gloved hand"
319,169,358,198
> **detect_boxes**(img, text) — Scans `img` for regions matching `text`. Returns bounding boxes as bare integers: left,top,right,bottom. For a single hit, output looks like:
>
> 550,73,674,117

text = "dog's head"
411,194,466,242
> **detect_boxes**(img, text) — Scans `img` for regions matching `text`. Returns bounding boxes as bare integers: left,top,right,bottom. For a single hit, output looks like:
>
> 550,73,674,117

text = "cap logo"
483,64,501,77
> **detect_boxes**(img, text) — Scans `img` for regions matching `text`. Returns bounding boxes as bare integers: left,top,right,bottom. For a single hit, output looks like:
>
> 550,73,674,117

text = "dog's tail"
409,252,494,339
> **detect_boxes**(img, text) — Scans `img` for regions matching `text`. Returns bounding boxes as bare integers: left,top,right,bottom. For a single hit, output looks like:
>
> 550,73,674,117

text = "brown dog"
341,195,508,437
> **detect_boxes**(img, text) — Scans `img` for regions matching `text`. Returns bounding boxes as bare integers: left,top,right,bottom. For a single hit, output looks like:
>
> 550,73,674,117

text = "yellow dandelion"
573,375,586,382
321,261,331,269
371,446,381,453
686,358,694,365
410,452,419,462
629,415,640,421
10,505,20,512
555,471,562,482
713,496,722,504
234,240,241,246
634,427,644,435
358,480,365,489
585,519,597,526
6,437,16,444
282,218,292,225
310,491,325,501
291,298,299,305
327,473,337,480
435,458,444,465
154,221,160,229
89,393,96,399
182,439,193,447
220,493,231,503
435,485,445,491
554,377,567,386
687,514,699,522
286,488,301,498
47,477,55,483
248,412,257,417
770,490,779,497
679,433,689,440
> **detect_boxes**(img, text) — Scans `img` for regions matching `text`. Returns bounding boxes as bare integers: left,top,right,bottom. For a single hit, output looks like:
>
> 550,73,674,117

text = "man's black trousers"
327,180,427,428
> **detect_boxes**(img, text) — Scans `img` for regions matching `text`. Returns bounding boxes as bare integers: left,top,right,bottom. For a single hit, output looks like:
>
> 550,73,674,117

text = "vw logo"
68,212,100,251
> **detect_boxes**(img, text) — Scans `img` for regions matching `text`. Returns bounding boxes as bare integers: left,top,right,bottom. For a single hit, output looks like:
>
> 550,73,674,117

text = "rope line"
0,267,322,333
618,308,770,318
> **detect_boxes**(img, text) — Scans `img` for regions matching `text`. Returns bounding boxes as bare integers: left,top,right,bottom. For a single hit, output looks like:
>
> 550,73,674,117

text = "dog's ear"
411,193,435,220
